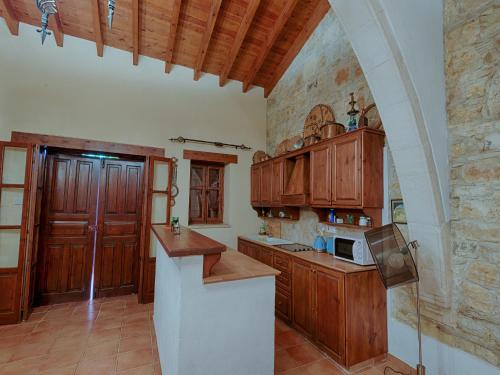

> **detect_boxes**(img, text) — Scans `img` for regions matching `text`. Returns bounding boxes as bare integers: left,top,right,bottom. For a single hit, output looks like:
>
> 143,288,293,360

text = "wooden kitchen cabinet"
251,165,261,205
331,129,384,208
292,259,315,337
271,159,284,205
310,143,331,206
332,132,362,206
237,238,387,369
251,128,384,210
260,161,273,205
315,266,345,363
251,160,277,207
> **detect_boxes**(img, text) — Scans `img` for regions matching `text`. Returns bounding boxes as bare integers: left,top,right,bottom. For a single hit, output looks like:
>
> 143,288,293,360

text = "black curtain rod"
169,136,252,151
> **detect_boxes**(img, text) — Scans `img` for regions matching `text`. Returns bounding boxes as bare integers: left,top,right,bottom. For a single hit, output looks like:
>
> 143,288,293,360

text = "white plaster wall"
154,240,275,375
0,23,267,249
379,0,449,221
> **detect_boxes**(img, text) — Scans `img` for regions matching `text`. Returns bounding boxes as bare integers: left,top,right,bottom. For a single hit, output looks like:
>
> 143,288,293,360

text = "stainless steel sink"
247,235,294,246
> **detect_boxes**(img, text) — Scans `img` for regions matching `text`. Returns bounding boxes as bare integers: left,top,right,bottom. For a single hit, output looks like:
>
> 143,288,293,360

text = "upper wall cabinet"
332,130,384,208
251,164,261,205
310,143,332,206
250,128,385,210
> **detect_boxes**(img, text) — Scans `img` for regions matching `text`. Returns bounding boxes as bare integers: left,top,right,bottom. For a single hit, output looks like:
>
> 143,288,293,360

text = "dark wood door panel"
316,268,345,362
333,135,361,206
0,271,18,320
96,159,143,298
37,154,99,305
292,260,314,337
38,237,93,304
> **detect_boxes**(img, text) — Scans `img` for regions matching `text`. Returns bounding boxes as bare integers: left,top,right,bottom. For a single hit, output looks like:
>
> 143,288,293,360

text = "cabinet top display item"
253,127,385,166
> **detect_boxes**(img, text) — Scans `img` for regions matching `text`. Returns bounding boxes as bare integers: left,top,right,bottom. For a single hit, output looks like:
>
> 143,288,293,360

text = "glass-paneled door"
140,156,172,303
0,142,33,324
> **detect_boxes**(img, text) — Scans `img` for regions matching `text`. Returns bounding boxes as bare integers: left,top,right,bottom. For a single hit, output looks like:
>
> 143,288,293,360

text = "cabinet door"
276,287,291,323
260,162,272,205
315,267,345,363
292,259,314,337
258,246,273,266
310,144,331,206
271,159,283,205
332,134,362,206
250,165,261,205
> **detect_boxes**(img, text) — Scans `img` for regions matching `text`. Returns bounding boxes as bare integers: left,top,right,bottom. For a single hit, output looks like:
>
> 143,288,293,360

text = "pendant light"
36,0,58,45
107,0,116,29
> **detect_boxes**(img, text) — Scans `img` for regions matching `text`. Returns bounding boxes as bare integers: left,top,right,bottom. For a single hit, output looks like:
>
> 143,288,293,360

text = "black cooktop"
275,243,313,252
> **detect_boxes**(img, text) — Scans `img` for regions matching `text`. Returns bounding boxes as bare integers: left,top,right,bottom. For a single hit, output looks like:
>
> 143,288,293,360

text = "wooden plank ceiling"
0,0,330,96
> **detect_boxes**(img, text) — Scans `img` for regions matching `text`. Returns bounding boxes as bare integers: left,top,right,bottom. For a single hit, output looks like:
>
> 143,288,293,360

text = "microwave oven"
334,235,375,266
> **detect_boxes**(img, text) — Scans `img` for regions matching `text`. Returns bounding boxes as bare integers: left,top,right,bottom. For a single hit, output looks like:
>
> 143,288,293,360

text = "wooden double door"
37,152,144,304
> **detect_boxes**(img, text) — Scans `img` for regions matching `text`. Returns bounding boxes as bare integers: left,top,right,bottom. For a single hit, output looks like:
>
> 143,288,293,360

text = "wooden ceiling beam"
242,0,299,93
193,0,223,81
0,0,19,36
90,0,104,56
164,0,182,73
264,0,329,97
219,0,260,87
50,13,64,47
132,0,139,65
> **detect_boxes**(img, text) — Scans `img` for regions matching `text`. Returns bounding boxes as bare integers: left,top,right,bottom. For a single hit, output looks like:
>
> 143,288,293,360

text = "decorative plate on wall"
304,104,336,138
253,150,269,163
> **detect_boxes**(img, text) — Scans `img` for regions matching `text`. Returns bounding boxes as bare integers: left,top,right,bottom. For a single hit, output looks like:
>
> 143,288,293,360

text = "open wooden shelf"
320,221,373,232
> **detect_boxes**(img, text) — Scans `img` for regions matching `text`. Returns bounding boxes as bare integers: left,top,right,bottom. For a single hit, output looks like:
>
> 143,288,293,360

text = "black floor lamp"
364,224,426,375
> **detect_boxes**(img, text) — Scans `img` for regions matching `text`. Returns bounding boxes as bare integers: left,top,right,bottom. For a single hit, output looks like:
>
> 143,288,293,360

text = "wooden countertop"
153,225,226,257
204,249,280,285
239,236,377,274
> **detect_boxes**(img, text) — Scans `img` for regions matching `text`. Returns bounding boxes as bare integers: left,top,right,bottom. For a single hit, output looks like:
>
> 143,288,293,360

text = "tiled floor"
0,295,414,375
274,319,416,375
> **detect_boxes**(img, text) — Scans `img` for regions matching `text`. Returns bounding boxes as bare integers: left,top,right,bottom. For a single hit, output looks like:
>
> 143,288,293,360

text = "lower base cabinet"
238,238,387,369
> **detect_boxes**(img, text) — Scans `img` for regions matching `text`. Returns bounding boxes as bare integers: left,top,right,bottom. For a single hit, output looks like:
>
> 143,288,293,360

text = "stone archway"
327,0,451,312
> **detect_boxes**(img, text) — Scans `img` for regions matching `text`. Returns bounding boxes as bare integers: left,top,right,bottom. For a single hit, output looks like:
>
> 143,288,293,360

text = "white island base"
153,235,277,375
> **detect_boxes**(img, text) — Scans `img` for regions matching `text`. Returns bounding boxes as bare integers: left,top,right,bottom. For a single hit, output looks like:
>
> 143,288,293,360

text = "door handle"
88,225,98,233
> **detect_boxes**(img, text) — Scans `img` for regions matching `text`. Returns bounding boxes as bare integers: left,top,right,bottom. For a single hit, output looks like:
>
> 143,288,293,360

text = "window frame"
188,161,224,225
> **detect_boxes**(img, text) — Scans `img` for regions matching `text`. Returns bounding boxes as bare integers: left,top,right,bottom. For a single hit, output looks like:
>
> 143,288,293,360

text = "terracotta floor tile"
8,342,52,362
39,348,84,372
116,348,153,372
0,322,37,337
94,317,123,331
88,327,122,346
281,359,345,375
27,312,47,322
0,355,45,375
50,335,89,353
75,356,117,375
117,363,155,374
0,296,415,375
122,311,150,326
275,349,302,373
275,329,306,350
119,334,152,353
0,334,27,350
83,339,120,360
121,322,151,338
39,364,78,375
286,342,325,365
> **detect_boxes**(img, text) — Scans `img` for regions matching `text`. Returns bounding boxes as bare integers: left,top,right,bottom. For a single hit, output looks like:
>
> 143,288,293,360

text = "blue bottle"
328,209,336,223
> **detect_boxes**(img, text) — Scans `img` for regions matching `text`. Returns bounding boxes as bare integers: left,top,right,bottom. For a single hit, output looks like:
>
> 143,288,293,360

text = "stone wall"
265,9,375,241
266,9,373,156
444,0,500,365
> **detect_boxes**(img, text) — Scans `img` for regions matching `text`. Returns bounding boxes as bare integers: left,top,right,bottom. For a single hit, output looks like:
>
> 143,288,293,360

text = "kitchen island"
152,225,279,375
